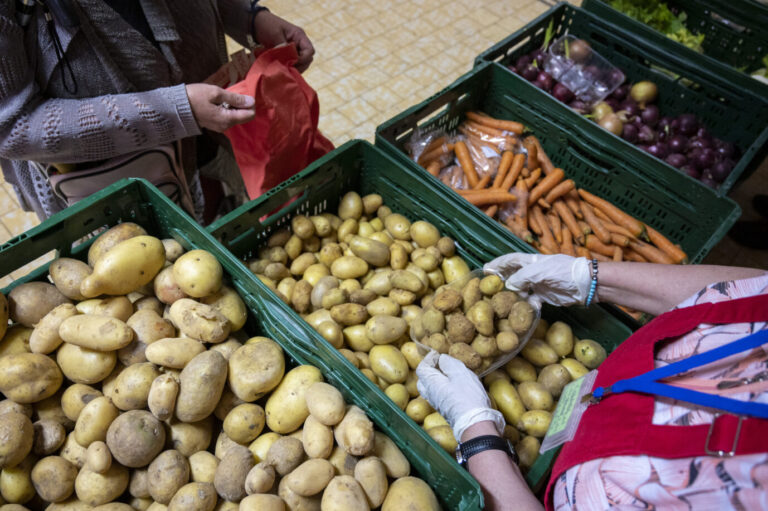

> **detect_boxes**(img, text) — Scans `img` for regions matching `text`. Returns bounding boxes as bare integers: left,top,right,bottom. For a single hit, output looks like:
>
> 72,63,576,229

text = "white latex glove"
484,253,592,307
416,352,505,441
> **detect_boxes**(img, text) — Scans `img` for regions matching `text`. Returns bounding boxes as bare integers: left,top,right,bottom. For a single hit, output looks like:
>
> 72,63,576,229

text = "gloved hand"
416,352,505,441
483,253,592,307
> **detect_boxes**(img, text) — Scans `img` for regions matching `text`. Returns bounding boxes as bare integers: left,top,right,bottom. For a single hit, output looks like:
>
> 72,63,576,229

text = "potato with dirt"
106,410,165,468
8,281,71,327
175,350,228,422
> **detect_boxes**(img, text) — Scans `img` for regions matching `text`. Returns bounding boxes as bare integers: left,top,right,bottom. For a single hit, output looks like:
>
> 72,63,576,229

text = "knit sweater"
0,0,253,218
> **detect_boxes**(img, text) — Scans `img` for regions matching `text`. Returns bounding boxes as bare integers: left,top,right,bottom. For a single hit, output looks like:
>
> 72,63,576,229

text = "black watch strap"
456,435,518,468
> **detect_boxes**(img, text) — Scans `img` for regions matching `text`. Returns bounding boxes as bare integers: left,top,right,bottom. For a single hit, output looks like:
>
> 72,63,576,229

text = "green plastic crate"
376,62,741,265
0,178,480,510
582,0,768,78
208,140,633,491
474,3,768,195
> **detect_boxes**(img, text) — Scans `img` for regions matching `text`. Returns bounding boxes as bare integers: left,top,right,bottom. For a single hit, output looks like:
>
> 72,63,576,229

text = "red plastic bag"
225,44,334,198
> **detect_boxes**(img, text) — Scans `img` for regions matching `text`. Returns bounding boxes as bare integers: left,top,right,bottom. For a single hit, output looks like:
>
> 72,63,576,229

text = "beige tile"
375,54,411,78
361,85,402,113
318,87,345,114
0,222,12,244
337,97,377,126
303,66,336,90
319,110,354,142
402,18,436,39
403,63,443,88
347,3,378,22
355,65,392,89
349,121,378,143
469,7,502,28
322,10,358,29
1,209,39,237
362,36,399,58
384,74,421,100
326,74,368,100
321,54,358,79
0,185,17,216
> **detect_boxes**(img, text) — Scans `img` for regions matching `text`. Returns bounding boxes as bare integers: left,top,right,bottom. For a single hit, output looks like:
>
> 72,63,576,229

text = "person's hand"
252,10,314,72
185,84,255,133
484,253,592,307
416,352,504,441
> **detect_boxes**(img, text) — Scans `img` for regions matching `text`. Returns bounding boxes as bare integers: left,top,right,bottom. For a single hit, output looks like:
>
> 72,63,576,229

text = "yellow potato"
361,194,382,215
244,461,274,494
448,343,482,371
338,192,363,220
106,410,165,468
409,221,440,248
504,357,537,383
327,445,358,477
441,256,470,284
349,236,390,267
148,450,189,504
284,459,334,497
508,301,536,335
334,406,374,456
369,345,409,385
58,315,133,352
167,482,217,511
496,331,520,353
74,396,120,447
365,315,406,345
384,384,409,410
545,321,574,357
521,338,559,367
200,286,247,332
363,271,393,296
518,381,554,411
61,384,103,423
175,351,228,422
31,455,77,503
389,270,425,294
423,412,450,431
87,222,147,267
489,379,526,425
383,214,411,241
305,382,345,426
331,303,369,326
537,364,572,398
265,437,304,476
249,432,282,463
561,358,590,380
389,243,408,270
337,219,358,244
168,299,230,344
290,279,312,313
49,258,92,301
28,303,77,355
289,252,317,277
1,455,36,504
8,281,71,328
0,353,62,404
516,435,541,468
427,425,457,453
517,410,553,438
81,236,165,298
153,266,188,305
405,397,434,424
75,464,130,506
172,250,223,298
60,432,87,468
0,413,33,469
145,337,205,369
574,339,607,369
228,339,285,402
265,365,323,434
302,414,334,459
316,321,343,349
330,256,369,280
382,476,439,511
188,451,218,484
126,309,175,346
78,296,134,322
85,441,111,474
110,362,160,410
214,444,253,502
240,493,285,511
223,404,265,444
321,475,368,511
291,215,316,240
353,456,388,508
278,476,321,510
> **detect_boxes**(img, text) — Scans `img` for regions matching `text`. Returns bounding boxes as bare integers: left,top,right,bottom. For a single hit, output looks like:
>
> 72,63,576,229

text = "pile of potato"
483,319,607,469
411,272,536,373
0,223,440,510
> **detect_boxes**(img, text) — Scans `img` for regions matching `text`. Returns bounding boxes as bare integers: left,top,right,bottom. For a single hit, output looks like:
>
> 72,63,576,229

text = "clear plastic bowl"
411,269,540,377
544,35,625,106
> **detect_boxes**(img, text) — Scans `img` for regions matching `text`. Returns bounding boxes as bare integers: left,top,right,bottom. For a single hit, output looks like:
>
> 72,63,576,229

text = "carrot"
505,216,534,244
585,234,615,257
474,173,492,190
602,222,637,240
537,198,551,210
610,233,630,247
459,126,502,153
454,141,479,188
523,168,542,188
523,137,538,170
618,305,644,321
420,135,447,156
527,136,555,175
547,212,563,243
576,246,591,258
514,179,530,232
533,205,558,253
581,202,611,245
561,226,576,256
578,220,592,237
612,246,623,262
628,239,674,264
466,120,506,138
539,243,558,255
565,190,583,219
492,151,515,189
578,189,644,238
418,142,454,165
500,153,526,191
466,112,525,135
426,161,441,177
455,189,517,206
645,225,687,264
554,200,583,244
590,251,611,262
528,168,565,206
623,248,648,263
543,179,575,204
485,205,498,217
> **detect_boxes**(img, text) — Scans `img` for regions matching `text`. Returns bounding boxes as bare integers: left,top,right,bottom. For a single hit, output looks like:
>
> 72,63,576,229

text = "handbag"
45,143,196,215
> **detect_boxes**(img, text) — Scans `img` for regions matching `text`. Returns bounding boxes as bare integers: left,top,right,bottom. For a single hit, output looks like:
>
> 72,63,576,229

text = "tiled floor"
0,0,765,287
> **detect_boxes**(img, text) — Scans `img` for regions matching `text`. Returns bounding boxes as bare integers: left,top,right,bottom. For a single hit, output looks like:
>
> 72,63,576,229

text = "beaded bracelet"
585,258,599,306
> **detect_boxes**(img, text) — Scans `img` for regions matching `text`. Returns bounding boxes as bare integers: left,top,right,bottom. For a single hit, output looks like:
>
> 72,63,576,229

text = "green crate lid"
209,140,633,491
0,178,480,510
582,0,768,77
474,2,768,195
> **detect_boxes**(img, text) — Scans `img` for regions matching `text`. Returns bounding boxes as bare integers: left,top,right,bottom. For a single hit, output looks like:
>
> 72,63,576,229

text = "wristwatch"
455,435,518,468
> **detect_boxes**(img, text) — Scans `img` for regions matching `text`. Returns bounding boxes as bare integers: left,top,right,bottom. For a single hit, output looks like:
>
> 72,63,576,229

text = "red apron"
545,293,768,510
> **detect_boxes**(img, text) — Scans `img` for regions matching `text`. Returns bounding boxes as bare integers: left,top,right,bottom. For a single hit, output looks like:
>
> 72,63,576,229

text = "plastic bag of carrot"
408,111,688,269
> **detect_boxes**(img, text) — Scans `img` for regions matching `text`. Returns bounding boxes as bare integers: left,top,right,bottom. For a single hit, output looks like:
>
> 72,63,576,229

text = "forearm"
217,0,253,48
463,422,543,511
597,262,767,315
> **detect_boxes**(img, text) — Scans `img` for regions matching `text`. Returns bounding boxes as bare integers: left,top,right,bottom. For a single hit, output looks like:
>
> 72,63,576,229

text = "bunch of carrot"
413,111,688,267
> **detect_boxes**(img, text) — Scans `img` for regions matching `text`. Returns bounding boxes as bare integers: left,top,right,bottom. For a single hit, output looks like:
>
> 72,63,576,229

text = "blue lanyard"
591,329,768,419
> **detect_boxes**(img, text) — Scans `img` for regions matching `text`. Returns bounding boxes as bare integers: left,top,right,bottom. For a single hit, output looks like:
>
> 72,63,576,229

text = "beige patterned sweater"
0,0,252,218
